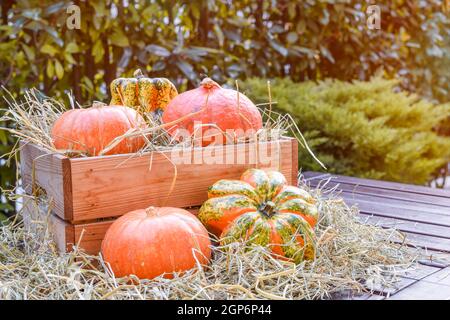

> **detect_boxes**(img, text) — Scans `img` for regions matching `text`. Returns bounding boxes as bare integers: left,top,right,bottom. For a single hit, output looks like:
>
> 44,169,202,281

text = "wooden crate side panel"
74,220,112,255
20,142,72,220
22,198,75,253
69,139,295,222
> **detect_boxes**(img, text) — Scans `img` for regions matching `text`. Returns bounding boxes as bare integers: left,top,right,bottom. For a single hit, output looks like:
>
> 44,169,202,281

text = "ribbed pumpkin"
198,168,318,263
102,207,211,279
110,69,178,114
162,78,262,145
51,103,147,156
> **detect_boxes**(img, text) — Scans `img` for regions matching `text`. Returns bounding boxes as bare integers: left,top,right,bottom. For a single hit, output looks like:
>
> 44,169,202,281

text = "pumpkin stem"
133,69,145,78
92,101,107,108
260,201,276,218
200,77,221,90
145,206,157,217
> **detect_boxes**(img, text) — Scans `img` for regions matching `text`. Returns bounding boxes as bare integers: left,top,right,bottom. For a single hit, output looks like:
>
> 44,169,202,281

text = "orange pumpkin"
101,207,211,279
162,78,262,145
51,103,147,156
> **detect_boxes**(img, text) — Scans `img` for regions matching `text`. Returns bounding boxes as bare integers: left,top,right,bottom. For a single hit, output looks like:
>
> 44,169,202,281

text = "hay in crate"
0,88,323,168
0,181,420,300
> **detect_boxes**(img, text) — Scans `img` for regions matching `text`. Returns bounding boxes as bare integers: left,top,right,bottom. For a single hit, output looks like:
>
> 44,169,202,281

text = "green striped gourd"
110,69,177,115
198,168,318,263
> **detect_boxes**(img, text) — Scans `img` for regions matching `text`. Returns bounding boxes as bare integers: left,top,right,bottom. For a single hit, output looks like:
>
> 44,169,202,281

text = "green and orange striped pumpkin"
198,168,318,263
110,69,178,115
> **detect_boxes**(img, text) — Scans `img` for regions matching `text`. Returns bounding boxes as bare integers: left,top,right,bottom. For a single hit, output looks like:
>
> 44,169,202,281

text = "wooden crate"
20,137,298,254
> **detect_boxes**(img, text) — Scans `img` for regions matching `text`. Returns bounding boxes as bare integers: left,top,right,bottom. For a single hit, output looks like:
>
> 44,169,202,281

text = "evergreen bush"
242,77,450,185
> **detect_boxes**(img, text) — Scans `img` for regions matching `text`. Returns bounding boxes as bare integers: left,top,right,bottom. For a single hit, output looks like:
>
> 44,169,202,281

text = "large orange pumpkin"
101,207,211,279
51,103,147,156
198,168,317,263
162,78,262,145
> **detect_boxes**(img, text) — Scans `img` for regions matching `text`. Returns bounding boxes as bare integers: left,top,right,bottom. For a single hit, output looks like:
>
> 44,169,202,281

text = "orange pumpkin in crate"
162,78,262,145
51,103,147,156
101,207,211,279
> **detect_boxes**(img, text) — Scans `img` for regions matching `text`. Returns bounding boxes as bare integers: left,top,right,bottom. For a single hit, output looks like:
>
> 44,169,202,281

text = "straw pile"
0,183,420,300
0,89,421,299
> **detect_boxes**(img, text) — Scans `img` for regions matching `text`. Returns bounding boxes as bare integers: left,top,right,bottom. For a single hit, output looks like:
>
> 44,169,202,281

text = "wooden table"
303,172,450,300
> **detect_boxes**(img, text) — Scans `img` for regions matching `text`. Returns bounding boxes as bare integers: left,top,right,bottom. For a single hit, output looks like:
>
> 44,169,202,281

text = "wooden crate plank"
388,267,450,299
69,139,296,222
303,172,450,198
307,179,450,207
22,198,74,253
358,215,450,239
73,220,112,255
20,142,73,221
290,138,299,185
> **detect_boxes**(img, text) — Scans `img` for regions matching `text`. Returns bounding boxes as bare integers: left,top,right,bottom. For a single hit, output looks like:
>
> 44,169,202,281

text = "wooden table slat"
345,198,450,228
356,215,450,252
418,258,450,269
331,291,385,300
399,233,450,253
387,267,450,299
340,191,450,215
401,264,443,281
306,179,450,207
303,172,450,198
363,264,441,296
371,278,417,296
358,215,450,240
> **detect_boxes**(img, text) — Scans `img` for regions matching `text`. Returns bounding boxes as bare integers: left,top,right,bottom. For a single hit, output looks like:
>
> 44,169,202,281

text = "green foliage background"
0,0,449,216
1,0,448,102
242,77,450,185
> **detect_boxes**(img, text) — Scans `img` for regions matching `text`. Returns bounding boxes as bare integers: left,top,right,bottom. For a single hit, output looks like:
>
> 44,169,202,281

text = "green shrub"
242,77,450,185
